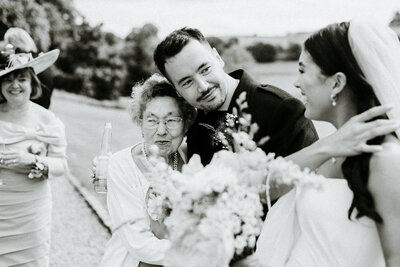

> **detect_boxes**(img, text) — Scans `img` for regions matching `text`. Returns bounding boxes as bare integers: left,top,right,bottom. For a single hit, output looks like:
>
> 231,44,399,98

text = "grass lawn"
50,61,335,207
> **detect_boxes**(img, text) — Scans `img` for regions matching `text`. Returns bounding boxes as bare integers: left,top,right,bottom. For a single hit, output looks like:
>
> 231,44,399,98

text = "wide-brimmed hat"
4,27,38,53
0,48,59,78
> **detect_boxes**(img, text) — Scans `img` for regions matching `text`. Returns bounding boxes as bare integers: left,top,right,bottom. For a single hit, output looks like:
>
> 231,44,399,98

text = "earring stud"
330,94,337,107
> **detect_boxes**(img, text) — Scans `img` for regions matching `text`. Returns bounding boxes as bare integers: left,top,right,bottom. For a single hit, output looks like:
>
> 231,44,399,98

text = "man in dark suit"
154,27,318,165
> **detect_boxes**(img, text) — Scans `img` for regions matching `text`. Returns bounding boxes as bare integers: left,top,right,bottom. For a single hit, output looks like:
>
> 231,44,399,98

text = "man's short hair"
154,27,209,78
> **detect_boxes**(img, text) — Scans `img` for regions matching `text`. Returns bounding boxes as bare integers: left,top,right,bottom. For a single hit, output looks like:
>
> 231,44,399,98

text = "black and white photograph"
1,0,400,266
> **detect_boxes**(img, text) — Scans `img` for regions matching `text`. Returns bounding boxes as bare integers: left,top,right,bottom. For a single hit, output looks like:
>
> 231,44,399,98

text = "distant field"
50,61,335,207
247,61,300,97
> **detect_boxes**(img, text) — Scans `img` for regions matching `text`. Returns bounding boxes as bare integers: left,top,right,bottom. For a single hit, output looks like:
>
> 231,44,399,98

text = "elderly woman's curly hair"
129,73,197,129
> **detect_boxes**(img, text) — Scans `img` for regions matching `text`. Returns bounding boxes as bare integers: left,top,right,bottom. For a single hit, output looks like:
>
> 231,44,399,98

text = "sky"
74,0,400,38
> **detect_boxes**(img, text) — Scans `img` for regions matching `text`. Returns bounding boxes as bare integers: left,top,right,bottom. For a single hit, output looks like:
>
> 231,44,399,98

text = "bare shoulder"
370,135,400,166
369,135,400,195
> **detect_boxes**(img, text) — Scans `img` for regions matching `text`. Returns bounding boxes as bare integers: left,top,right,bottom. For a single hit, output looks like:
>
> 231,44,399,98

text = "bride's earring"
330,93,337,107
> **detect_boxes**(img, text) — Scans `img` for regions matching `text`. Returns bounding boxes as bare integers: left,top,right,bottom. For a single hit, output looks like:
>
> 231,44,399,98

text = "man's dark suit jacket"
186,69,319,165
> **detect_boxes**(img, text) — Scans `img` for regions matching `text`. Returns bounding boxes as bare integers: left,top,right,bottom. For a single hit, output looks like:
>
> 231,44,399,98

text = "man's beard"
196,86,225,111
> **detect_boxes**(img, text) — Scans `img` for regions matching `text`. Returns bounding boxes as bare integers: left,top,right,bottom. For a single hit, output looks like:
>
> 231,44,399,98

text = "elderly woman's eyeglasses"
142,117,183,130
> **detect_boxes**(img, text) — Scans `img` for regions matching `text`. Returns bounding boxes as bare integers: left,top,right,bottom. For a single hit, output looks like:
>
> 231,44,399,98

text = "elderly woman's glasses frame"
142,117,183,130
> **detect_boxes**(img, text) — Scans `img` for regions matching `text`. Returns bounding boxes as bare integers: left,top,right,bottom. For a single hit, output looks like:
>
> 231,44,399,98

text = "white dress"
0,117,67,267
101,144,186,267
255,178,385,267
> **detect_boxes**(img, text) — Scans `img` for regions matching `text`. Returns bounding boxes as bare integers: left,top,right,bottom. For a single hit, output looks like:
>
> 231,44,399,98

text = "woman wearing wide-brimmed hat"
0,47,67,266
2,27,55,109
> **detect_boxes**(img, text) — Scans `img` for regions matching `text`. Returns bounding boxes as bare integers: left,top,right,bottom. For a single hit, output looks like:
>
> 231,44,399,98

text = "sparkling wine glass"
0,143,5,185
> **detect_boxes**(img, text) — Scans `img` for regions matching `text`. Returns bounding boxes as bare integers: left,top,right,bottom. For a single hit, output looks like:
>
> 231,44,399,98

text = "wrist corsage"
28,155,48,179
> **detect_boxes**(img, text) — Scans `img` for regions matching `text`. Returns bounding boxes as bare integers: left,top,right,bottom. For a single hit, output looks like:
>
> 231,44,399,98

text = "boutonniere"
213,92,270,152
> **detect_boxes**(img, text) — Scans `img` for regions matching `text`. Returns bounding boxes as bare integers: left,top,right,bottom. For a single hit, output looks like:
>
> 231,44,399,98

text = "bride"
252,21,400,267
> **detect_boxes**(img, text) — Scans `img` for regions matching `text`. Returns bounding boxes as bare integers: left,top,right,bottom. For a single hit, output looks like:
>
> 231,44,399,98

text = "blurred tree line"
0,0,312,100
2,1,398,100
0,0,158,100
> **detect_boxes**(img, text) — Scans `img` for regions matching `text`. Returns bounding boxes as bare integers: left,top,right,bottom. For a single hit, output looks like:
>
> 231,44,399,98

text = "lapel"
228,69,259,113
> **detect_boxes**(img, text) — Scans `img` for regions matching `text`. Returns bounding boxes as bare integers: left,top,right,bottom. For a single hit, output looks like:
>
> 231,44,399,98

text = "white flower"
142,92,326,266
234,235,247,255
165,216,234,267
247,235,256,248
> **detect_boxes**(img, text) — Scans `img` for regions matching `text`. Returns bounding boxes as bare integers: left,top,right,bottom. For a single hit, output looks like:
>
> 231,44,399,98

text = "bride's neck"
329,100,358,129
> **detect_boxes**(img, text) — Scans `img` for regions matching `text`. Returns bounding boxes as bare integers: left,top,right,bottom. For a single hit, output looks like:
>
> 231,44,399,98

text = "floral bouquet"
146,151,266,267
145,92,324,266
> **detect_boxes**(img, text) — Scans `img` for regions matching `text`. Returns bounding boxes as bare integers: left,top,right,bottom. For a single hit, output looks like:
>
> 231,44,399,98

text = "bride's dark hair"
304,22,384,223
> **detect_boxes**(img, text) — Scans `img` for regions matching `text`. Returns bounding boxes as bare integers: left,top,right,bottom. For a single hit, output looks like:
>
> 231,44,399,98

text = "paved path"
50,175,110,267
47,91,138,266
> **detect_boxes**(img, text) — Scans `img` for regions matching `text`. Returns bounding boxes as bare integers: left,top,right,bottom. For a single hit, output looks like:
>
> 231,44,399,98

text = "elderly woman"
101,73,196,267
0,48,67,266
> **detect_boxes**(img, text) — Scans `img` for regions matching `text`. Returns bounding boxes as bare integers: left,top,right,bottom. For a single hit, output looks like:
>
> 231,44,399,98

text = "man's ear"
212,47,225,68
331,72,347,96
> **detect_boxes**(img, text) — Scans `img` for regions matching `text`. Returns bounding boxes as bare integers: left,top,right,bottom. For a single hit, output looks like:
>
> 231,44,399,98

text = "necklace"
142,143,178,171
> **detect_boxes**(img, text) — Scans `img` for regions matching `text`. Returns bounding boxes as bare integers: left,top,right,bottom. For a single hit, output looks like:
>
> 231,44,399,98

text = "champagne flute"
0,143,5,185
93,122,112,193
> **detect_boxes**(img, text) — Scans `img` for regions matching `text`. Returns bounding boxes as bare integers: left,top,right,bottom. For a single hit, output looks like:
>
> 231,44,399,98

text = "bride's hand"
320,105,400,157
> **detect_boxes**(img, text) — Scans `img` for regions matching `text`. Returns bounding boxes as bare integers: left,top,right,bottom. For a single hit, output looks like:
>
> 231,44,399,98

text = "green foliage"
53,74,83,94
221,44,254,72
41,3,78,51
207,36,225,52
247,42,277,63
57,22,102,73
120,23,159,96
0,0,50,50
283,43,301,61
57,22,125,100
0,1,160,100
207,36,239,54
225,37,239,48
90,41,125,100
